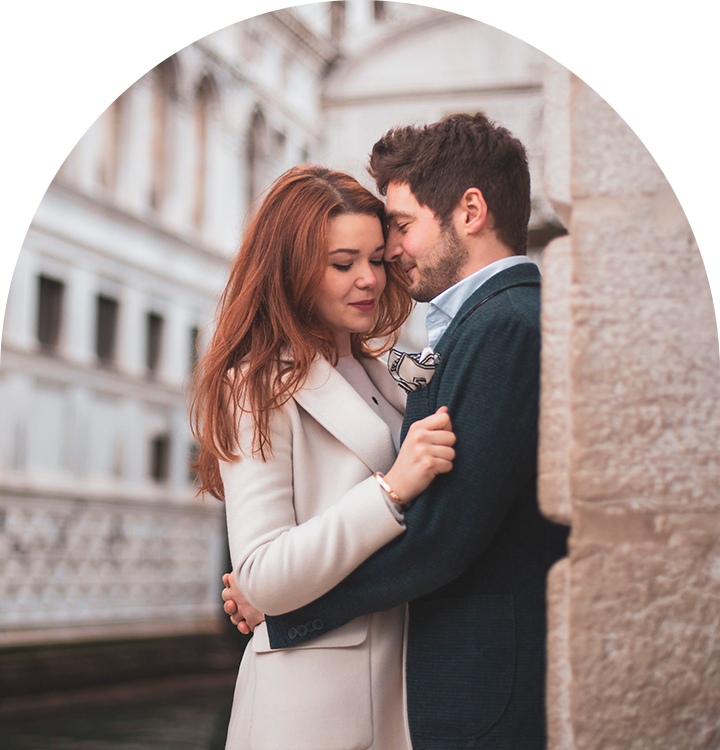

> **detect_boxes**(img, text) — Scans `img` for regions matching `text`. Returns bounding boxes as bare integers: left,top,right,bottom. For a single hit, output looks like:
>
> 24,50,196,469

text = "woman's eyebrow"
330,246,385,255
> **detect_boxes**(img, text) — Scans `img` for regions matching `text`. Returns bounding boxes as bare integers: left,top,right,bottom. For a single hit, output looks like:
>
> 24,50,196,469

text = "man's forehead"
385,181,420,217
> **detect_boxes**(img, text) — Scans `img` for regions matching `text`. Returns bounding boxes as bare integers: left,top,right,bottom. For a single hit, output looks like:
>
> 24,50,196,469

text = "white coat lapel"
359,356,407,415
293,357,396,474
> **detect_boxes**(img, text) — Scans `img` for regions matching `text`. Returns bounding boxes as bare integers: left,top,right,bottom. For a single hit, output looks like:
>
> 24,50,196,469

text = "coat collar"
292,356,400,474
435,262,540,353
359,356,407,414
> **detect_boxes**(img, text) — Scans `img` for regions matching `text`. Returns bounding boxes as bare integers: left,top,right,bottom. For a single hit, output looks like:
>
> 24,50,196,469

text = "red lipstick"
350,299,376,312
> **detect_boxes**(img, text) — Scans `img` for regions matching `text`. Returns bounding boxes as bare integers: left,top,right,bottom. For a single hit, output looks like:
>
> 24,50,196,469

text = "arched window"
150,56,178,211
100,92,126,190
247,107,269,207
331,1,346,40
193,74,219,229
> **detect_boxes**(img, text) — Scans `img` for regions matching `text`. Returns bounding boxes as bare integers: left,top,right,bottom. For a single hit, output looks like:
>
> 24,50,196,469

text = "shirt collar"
426,255,532,349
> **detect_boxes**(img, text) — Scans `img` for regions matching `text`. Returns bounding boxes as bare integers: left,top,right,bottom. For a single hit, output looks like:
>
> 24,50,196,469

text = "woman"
191,165,455,750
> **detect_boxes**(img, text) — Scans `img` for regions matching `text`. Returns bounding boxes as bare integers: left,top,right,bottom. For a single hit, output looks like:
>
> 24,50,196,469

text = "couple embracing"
191,112,568,750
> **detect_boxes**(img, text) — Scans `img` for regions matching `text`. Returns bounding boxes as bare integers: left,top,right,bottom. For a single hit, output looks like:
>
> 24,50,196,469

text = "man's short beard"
410,224,468,303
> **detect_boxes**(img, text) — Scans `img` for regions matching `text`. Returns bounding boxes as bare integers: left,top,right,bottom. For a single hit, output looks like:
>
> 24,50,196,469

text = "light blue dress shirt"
425,256,533,350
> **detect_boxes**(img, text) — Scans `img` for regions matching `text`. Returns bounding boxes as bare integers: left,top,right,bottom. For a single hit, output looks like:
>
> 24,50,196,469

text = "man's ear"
457,188,489,235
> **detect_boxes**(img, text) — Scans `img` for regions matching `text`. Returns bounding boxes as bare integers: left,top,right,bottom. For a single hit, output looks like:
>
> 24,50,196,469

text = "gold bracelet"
373,472,406,511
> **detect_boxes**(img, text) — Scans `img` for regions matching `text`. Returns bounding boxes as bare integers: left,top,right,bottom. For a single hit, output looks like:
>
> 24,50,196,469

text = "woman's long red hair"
190,165,412,500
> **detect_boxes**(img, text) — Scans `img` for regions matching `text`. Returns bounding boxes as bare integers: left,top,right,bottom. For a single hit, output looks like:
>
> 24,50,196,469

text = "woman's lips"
349,299,376,312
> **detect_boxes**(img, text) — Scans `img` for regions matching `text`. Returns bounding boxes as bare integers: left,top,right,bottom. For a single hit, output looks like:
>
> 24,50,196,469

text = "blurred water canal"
2,689,232,750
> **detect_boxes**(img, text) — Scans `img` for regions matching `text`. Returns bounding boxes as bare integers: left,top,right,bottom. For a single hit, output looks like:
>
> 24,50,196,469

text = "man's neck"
457,233,516,283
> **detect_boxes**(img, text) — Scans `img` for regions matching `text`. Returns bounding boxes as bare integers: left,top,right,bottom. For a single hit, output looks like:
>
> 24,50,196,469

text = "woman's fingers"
412,406,455,436
423,428,456,446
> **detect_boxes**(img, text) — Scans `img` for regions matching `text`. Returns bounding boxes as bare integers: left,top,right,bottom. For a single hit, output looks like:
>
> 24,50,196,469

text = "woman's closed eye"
333,259,383,271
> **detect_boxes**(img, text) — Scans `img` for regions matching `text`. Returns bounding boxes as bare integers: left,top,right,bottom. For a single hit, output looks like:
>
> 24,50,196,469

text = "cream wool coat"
222,355,412,750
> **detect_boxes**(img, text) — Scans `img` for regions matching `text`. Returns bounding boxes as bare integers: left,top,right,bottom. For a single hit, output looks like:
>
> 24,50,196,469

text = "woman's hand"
222,572,265,634
383,406,456,505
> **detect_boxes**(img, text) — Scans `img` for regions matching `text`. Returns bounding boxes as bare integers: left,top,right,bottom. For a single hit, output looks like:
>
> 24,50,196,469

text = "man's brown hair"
368,111,531,254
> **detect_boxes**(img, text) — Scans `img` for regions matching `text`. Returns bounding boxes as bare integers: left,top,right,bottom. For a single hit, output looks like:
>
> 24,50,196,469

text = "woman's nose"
356,265,377,288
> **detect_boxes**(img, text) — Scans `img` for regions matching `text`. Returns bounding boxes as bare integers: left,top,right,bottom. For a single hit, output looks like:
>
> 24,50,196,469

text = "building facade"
1,2,561,649
0,7,338,647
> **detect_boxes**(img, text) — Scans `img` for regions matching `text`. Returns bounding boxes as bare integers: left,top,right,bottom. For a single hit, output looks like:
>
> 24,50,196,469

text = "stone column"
540,62,720,749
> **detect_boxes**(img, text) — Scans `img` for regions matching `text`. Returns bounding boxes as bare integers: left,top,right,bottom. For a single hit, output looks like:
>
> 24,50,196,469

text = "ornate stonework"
0,494,224,643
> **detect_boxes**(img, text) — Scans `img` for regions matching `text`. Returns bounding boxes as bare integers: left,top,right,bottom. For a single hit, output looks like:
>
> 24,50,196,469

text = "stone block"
539,236,573,525
542,59,572,228
570,78,667,200
546,557,574,750
568,506,720,750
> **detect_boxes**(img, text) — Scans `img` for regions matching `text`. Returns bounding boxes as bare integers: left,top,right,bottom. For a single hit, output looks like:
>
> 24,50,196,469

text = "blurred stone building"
1,1,560,652
0,7,334,656
2,3,717,744
539,64,719,750
0,0,567,714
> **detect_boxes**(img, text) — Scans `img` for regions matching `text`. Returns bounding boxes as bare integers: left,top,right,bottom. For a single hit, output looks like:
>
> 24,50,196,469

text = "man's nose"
384,235,402,262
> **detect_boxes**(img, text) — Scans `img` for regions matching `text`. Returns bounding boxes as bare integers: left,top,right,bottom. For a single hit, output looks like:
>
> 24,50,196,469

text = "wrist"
374,472,408,511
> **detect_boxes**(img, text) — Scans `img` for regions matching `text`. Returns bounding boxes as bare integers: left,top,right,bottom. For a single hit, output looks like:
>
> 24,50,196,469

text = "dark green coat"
266,263,568,749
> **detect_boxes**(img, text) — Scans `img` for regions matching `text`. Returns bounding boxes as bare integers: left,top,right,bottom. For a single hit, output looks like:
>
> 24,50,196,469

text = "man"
223,112,568,748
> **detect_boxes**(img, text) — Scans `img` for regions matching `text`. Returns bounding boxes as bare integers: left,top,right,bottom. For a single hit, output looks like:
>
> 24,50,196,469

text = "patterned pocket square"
387,347,441,393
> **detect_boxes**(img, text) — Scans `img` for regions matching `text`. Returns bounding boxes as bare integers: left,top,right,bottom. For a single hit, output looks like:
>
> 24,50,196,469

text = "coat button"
297,624,307,637
305,621,315,632
288,628,297,639
313,619,324,630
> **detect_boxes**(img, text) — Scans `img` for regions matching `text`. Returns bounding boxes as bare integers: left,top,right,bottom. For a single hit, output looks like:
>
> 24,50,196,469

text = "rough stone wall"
539,64,720,749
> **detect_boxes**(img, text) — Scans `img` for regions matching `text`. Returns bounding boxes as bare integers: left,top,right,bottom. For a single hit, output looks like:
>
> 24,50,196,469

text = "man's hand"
221,572,265,635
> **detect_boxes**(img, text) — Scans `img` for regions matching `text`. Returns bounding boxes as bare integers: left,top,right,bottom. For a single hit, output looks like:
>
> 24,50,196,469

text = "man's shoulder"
447,263,539,332
445,280,540,347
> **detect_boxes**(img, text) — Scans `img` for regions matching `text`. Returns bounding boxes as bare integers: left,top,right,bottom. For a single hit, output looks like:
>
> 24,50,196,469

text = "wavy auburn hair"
190,165,412,500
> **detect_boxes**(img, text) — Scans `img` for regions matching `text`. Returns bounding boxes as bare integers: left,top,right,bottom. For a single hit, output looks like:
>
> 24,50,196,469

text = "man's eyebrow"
385,211,413,222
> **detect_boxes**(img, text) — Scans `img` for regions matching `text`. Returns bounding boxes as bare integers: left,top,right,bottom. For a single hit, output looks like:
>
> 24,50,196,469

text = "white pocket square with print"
387,347,440,393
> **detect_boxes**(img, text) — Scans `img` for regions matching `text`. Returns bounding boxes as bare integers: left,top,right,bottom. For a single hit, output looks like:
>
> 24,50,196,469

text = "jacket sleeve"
265,302,541,647
222,401,405,616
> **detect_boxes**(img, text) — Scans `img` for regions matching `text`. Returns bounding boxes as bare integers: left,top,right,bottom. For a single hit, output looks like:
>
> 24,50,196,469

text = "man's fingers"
237,621,251,635
224,599,238,614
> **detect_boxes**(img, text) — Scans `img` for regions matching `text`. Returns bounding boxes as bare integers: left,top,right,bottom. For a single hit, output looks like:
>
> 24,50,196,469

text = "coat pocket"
248,616,373,750
406,593,515,741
